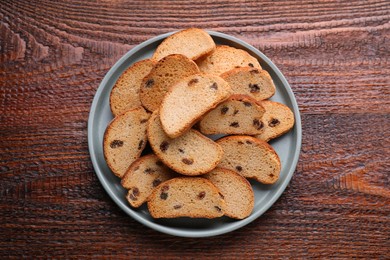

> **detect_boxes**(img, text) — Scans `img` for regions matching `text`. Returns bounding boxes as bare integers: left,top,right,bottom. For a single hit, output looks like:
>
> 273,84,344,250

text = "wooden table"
1,0,389,258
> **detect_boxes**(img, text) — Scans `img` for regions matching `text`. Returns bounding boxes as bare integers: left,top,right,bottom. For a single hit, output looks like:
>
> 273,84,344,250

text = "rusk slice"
255,100,295,142
147,111,223,176
197,45,262,76
216,135,281,184
140,54,199,112
103,107,150,178
110,59,156,117
199,94,266,135
147,177,225,218
121,154,176,208
160,74,232,138
204,168,254,219
221,67,275,100
152,28,216,61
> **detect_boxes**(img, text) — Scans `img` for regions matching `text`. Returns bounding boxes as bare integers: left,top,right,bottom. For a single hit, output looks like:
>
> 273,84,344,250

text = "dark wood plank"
0,0,389,258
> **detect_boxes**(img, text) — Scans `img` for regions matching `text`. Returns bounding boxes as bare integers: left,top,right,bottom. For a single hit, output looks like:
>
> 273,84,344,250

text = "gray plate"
88,31,302,238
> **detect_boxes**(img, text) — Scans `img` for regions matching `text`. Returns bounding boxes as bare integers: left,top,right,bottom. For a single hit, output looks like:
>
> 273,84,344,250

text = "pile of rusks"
104,28,294,220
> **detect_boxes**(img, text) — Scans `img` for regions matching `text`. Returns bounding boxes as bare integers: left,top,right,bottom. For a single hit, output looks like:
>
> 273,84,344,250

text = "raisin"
144,168,155,174
182,158,194,165
155,160,163,166
246,140,252,145
248,63,254,67
236,165,243,172
128,193,137,201
233,109,239,115
110,140,123,148
230,122,240,128
160,192,168,200
160,141,169,152
221,106,229,115
178,148,185,154
243,101,252,107
238,141,244,145
188,78,199,86
269,118,280,127
249,83,260,93
138,140,144,150
152,179,162,187
253,119,264,130
140,119,148,124
132,187,140,196
250,69,259,74
214,206,222,212
197,191,206,200
269,174,275,178
173,205,182,209
219,193,225,199
210,82,218,90
145,79,154,88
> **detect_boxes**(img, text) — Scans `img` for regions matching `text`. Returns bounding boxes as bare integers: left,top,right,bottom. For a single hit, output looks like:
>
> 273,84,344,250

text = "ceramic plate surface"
88,31,302,237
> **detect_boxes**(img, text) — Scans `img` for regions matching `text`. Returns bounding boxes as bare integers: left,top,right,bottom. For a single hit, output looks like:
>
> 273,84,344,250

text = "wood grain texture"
0,0,389,258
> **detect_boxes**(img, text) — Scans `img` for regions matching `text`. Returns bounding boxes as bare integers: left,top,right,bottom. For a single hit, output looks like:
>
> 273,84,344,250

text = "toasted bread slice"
103,107,150,178
255,100,295,142
204,167,254,219
216,135,281,184
152,28,215,61
147,110,223,176
197,45,261,76
140,54,199,112
121,154,177,208
221,67,275,100
110,59,156,117
199,94,265,135
147,177,225,218
160,74,232,138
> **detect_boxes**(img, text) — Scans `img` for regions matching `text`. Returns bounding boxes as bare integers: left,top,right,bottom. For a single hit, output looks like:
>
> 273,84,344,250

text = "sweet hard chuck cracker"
216,135,281,184
221,67,276,101
152,28,216,61
147,177,225,219
103,107,150,178
140,54,199,112
121,154,177,208
197,45,262,76
255,100,295,142
199,94,266,135
160,73,232,138
109,59,156,117
204,167,254,219
147,110,223,176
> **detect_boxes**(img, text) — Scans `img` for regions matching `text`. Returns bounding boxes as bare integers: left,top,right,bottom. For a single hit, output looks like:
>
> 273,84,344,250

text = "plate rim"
88,30,302,238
